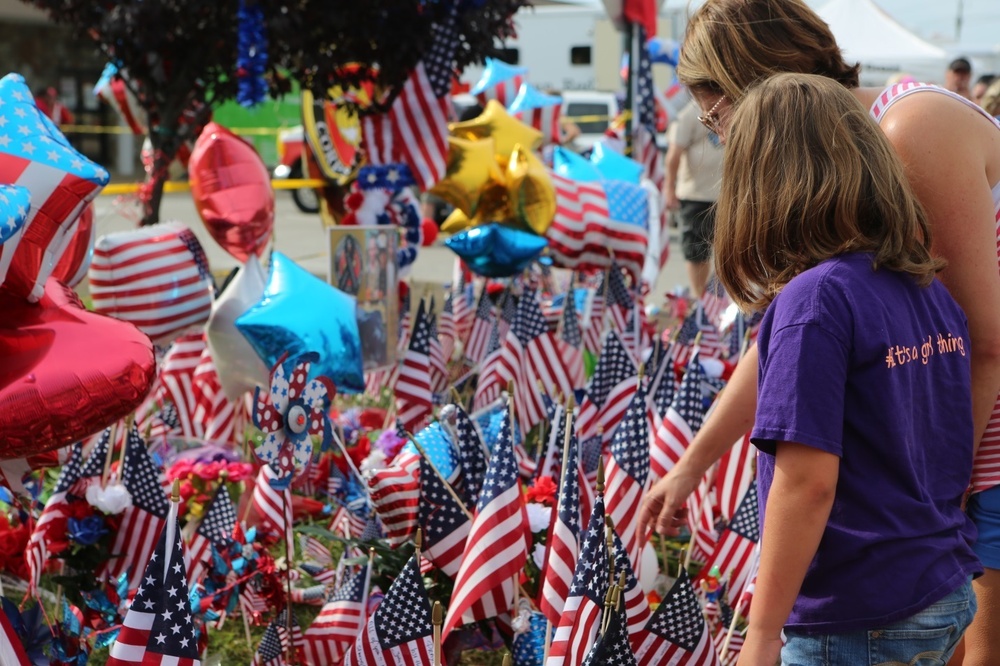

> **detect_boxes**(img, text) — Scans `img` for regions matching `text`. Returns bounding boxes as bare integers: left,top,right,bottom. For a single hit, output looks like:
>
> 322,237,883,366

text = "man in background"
945,57,973,99
34,86,75,127
973,74,996,107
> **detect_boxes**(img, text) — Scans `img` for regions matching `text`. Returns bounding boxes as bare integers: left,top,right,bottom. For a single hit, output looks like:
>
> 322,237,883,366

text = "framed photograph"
328,225,399,371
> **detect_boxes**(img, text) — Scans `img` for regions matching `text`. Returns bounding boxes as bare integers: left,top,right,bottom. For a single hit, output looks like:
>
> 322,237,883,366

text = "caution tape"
100,178,328,196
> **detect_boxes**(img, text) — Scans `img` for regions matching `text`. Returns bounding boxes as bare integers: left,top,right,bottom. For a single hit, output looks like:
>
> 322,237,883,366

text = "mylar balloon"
450,100,543,160
445,223,548,278
430,136,500,218
206,254,270,401
189,122,275,262
236,252,364,393
470,58,529,106
0,184,30,244
0,74,109,302
88,221,214,345
508,83,563,146
50,203,94,287
552,147,601,182
0,279,156,458
590,142,643,183
507,144,556,235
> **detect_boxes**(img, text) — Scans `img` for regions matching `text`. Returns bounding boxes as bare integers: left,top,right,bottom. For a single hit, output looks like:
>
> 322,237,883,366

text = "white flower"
526,503,552,534
360,449,387,475
86,482,133,515
532,543,547,570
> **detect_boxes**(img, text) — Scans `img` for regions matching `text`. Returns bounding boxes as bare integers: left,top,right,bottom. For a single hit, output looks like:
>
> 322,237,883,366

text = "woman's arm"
739,442,839,666
639,344,758,536
882,96,1000,452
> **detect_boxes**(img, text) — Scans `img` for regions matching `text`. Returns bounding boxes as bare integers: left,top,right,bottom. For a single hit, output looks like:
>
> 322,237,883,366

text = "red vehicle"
273,126,320,214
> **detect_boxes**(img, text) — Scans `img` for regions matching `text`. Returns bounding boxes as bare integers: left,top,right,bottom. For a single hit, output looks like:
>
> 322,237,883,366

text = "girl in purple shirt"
714,73,981,665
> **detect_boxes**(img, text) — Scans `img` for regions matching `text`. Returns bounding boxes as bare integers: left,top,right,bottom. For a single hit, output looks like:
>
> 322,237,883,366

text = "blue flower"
67,515,108,546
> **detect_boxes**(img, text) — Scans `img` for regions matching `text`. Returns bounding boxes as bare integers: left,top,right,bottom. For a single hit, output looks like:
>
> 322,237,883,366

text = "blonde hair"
677,0,860,100
714,73,944,311
982,79,1000,116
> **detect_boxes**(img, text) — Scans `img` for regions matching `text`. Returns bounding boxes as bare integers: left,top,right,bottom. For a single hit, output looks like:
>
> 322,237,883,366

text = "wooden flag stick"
502,653,512,666
720,601,742,662
100,420,120,489
543,619,553,664
283,489,296,666
331,429,368,489
432,601,443,666
115,414,135,480
406,434,474,522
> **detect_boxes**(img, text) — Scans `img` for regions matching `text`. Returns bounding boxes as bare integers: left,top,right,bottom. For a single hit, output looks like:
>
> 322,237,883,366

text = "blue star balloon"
400,421,458,480
508,83,561,114
647,37,681,67
471,58,529,98
474,400,522,454
513,611,548,666
0,185,29,245
445,223,548,278
590,142,643,183
552,146,602,182
236,251,364,393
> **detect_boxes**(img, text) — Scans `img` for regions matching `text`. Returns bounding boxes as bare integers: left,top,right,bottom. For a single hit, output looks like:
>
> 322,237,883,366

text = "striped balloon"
89,221,214,345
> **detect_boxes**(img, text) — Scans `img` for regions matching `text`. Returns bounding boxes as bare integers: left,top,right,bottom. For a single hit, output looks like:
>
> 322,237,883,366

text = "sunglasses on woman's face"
698,94,727,134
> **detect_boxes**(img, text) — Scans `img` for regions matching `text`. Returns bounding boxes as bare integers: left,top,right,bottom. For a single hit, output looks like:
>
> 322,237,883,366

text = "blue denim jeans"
781,577,976,666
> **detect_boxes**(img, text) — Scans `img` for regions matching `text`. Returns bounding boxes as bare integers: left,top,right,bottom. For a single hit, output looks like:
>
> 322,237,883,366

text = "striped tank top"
871,82,1000,494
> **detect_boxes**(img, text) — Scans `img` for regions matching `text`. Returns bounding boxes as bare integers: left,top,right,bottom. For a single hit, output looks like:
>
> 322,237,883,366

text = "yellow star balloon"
507,144,556,235
430,136,502,218
450,100,544,160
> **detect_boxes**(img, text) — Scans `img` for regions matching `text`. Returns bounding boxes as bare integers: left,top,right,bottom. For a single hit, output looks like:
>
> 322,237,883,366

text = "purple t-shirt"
751,253,981,633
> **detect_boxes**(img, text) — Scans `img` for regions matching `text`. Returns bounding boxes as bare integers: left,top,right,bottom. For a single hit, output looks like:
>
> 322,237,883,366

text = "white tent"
817,0,948,85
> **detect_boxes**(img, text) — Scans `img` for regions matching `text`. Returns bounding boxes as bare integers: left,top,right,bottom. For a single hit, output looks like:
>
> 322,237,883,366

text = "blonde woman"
638,1,1000,663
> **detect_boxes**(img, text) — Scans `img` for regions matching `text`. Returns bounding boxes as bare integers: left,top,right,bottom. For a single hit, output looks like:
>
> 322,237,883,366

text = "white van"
560,90,619,153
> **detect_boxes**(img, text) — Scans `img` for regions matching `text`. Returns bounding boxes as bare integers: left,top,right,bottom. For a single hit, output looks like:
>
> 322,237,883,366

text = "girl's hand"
737,630,783,666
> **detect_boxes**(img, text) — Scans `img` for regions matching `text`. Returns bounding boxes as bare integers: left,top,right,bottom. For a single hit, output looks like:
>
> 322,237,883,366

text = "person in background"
33,86,74,127
637,2,1000,663
973,74,996,108
981,79,1000,119
663,99,724,298
945,57,974,99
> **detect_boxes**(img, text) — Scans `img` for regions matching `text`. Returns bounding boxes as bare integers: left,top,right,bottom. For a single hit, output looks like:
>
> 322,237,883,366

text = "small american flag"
106,501,201,666
187,484,237,586
251,463,294,547
254,609,303,666
464,288,494,365
367,461,420,547
343,555,434,666
427,303,448,395
386,6,458,190
438,290,457,370
518,288,575,432
580,597,636,666
558,280,587,390
611,531,652,642
539,424,584,625
715,432,756,527
632,571,720,666
103,423,170,591
453,404,488,509
443,404,528,639
583,276,606,358
695,482,760,610
418,454,471,577
0,73,109,302
606,265,634,340
89,222,213,344
651,351,708,482
472,318,505,412
395,300,434,433
604,381,650,573
547,175,649,281
150,332,209,439
452,272,474,346
302,563,372,665
192,347,242,445
25,442,84,594
576,331,637,445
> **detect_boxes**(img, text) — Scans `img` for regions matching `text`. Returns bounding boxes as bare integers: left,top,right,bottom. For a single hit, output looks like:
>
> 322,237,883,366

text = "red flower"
66,499,94,520
359,408,387,429
525,476,558,506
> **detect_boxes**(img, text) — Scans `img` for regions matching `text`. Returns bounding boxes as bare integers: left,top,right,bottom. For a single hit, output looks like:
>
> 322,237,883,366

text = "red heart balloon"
0,279,156,458
189,122,274,262
50,203,95,287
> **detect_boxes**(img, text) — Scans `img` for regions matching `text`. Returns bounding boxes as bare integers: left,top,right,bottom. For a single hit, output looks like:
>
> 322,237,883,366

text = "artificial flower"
525,475,558,506
85,482,133,515
67,516,108,547
525,502,552,534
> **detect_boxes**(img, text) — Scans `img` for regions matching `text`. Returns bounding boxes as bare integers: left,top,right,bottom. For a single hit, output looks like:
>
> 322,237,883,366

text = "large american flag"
576,330,638,445
103,423,170,591
395,300,434,433
25,442,83,594
302,563,372,666
651,351,708,482
343,555,434,666
106,501,201,666
443,404,528,639
604,381,650,573
539,420,584,625
547,175,649,281
632,571,720,666
0,73,109,302
453,403,489,510
464,288,494,365
89,222,213,345
418,453,471,578
372,6,458,190
546,493,608,666
696,482,759,609
186,484,237,586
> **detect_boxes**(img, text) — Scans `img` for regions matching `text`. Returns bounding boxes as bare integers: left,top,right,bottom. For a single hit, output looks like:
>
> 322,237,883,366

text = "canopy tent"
817,0,948,85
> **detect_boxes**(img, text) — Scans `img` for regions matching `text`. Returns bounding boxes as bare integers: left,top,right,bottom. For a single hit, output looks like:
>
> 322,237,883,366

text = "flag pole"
432,601,444,666
720,603,742,662
405,433,475,522
100,420,120,489
283,487,296,666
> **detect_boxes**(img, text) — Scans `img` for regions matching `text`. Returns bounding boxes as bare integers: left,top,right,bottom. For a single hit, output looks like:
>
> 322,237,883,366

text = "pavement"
89,189,692,307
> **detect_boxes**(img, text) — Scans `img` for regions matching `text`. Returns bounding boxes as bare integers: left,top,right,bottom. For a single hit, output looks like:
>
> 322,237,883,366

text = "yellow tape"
99,178,328,196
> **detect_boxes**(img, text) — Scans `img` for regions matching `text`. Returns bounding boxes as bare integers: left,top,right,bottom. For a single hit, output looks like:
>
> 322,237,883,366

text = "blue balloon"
236,251,365,393
445,224,548,278
401,421,458,481
471,58,529,97
474,400,522,453
513,611,549,666
508,83,561,114
552,146,601,182
0,184,29,244
590,142,643,183
647,37,681,68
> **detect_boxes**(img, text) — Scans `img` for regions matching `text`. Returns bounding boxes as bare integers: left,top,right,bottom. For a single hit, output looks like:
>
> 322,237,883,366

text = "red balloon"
50,203,95,287
189,122,274,262
0,279,156,459
420,218,438,246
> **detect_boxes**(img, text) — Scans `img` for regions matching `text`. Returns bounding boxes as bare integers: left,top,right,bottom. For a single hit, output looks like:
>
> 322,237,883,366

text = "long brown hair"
714,73,944,311
677,0,860,99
